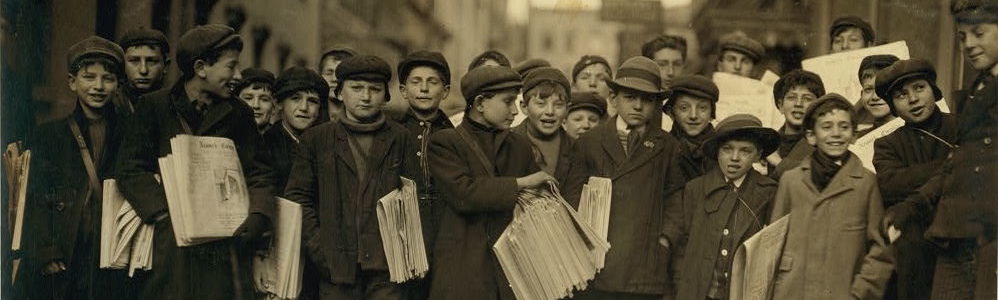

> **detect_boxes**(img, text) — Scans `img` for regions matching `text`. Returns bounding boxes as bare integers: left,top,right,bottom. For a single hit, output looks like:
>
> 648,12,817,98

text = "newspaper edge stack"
376,177,429,283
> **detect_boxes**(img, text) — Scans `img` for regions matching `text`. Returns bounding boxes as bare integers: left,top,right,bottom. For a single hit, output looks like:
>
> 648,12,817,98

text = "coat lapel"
799,154,864,205
613,128,667,179
731,172,774,239
332,124,358,175
361,127,393,191
596,121,626,169
197,100,233,135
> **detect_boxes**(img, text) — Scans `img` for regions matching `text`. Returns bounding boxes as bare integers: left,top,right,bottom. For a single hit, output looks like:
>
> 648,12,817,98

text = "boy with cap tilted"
511,67,574,183
563,56,687,300
662,114,780,300
662,75,719,178
767,69,826,180
830,16,876,53
716,32,764,78
855,54,900,138
426,65,552,300
572,55,614,117
641,35,687,88
234,67,277,134
768,93,893,300
116,27,171,113
265,66,328,193
318,46,357,121
114,24,275,299
564,91,607,139
872,59,958,300
22,36,136,300
284,55,418,300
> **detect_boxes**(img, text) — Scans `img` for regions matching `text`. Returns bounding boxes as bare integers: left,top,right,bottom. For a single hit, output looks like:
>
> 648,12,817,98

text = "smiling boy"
512,67,573,182
768,69,826,180
662,75,719,178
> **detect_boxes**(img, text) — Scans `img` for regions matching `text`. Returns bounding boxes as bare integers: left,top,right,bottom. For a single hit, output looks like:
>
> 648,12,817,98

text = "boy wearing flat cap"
265,66,328,193
564,56,687,300
511,67,574,183
767,69,826,180
21,36,136,300
830,16,876,53
872,59,958,300
115,24,275,299
426,65,551,300
663,75,719,178
855,54,900,138
318,46,357,121
769,94,893,300
234,67,277,134
564,91,607,139
662,114,779,300
572,55,614,116
284,55,419,300
116,27,171,113
716,32,764,78
641,35,687,88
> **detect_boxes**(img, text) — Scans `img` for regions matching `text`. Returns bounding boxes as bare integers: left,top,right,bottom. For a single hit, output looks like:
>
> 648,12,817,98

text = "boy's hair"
523,81,568,104
181,39,244,80
238,81,273,94
773,69,825,108
641,35,688,60
465,87,520,114
951,1,998,24
70,55,123,78
803,95,857,130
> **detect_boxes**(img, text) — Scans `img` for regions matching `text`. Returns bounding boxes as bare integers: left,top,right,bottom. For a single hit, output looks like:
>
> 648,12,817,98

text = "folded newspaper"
158,135,249,247
254,197,303,299
493,183,610,300
100,179,154,276
376,177,429,283
576,176,612,268
4,142,30,284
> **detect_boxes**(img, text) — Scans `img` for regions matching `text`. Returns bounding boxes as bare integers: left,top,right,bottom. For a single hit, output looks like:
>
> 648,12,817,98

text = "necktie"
626,128,641,156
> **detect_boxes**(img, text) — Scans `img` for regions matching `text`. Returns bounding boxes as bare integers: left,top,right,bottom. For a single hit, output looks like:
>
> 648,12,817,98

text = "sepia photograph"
0,0,995,299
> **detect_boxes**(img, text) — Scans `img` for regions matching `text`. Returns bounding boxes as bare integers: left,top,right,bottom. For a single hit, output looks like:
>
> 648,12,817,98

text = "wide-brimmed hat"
606,56,669,99
703,114,780,159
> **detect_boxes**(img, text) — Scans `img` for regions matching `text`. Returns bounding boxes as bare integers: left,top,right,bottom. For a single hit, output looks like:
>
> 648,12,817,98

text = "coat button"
985,137,992,146
55,202,65,211
419,121,426,126
417,134,423,140
364,253,370,259
975,166,981,173
723,228,730,236
416,151,422,157
721,249,729,256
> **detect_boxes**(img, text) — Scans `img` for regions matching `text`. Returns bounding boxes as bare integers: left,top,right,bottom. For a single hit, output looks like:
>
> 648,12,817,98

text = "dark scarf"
909,106,943,131
777,125,804,157
340,113,387,133
671,122,715,156
810,150,849,192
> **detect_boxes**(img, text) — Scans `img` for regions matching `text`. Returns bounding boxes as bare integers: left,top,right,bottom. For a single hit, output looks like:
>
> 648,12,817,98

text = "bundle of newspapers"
159,135,249,247
576,176,612,268
4,142,30,283
376,177,428,283
493,183,610,300
254,197,303,299
100,179,154,276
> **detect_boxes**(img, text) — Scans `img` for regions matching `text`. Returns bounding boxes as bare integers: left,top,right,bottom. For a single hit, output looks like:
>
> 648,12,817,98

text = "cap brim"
669,87,717,102
607,79,669,99
480,80,524,93
568,103,606,116
703,127,780,159
212,34,241,50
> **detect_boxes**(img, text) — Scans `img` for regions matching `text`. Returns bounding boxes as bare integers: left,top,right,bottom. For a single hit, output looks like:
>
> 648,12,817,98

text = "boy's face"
281,90,321,131
669,94,712,137
612,89,657,128
957,23,998,71
475,90,520,130
718,139,760,180
401,66,449,113
522,92,568,137
320,57,342,98
328,100,343,122
653,48,685,87
890,78,937,124
564,108,600,139
573,64,611,99
238,84,274,126
831,27,869,53
340,79,387,121
806,109,854,158
69,63,119,111
859,70,891,119
778,85,818,128
718,50,755,77
124,45,167,92
196,50,240,99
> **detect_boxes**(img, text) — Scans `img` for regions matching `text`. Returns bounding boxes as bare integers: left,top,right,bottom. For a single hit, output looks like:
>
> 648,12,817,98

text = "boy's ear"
474,95,486,113
805,129,817,146
440,85,451,100
67,73,78,92
399,84,409,99
193,59,208,79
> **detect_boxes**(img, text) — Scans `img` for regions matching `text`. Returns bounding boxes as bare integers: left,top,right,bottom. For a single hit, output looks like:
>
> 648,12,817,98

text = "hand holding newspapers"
376,177,429,283
158,135,249,246
100,179,154,276
253,197,303,299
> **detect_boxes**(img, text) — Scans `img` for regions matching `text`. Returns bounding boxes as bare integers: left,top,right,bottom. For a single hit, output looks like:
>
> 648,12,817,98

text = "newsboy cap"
830,16,875,43
569,91,608,117
336,55,393,84
514,58,551,78
522,67,570,97
802,93,855,130
857,54,900,80
460,65,523,105
607,56,668,98
468,50,511,71
118,27,170,54
719,33,765,62
177,24,242,75
663,75,719,115
275,66,329,102
572,55,613,81
234,67,275,92
703,114,780,159
952,0,998,24
67,36,124,71
874,59,943,115
398,50,451,85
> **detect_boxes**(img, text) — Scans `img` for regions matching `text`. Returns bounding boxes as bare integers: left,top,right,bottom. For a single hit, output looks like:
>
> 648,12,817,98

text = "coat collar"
331,121,395,179
591,120,670,179
798,152,866,202
702,169,775,213
396,108,453,129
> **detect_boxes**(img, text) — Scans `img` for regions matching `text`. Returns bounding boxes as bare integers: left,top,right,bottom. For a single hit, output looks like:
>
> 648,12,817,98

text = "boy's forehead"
77,63,114,74
834,26,864,37
786,85,816,95
405,66,444,80
125,44,165,56
674,93,711,105
815,108,852,122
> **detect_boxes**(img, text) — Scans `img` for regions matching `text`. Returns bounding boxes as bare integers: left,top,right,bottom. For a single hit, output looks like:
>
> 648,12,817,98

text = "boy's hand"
516,171,558,190
42,260,66,275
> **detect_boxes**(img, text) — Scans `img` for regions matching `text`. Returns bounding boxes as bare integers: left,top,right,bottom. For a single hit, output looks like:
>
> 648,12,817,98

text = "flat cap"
802,93,855,130
460,65,523,102
874,59,943,114
177,24,241,74
67,36,124,70
569,91,607,117
321,46,358,59
572,55,612,81
335,55,392,83
952,0,998,24
607,56,668,98
857,54,900,79
398,50,451,84
118,27,170,54
668,75,719,102
830,16,875,43
514,58,551,77
275,66,329,101
468,50,511,71
703,114,780,159
234,67,275,92
719,33,765,62
522,67,570,96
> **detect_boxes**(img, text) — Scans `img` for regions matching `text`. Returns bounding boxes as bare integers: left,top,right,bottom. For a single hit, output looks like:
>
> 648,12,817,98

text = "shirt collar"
725,173,747,189
616,115,630,134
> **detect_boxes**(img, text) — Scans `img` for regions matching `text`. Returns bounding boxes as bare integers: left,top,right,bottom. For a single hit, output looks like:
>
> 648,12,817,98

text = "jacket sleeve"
24,130,62,265
873,138,945,206
234,106,275,220
115,98,170,223
426,132,522,213
282,129,328,279
562,139,591,209
850,181,896,300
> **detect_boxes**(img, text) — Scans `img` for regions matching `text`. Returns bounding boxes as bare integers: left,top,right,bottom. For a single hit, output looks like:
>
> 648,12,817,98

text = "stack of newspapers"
4,142,30,283
158,135,249,247
576,176,612,268
493,184,610,300
100,179,154,276
254,197,303,299
376,177,428,283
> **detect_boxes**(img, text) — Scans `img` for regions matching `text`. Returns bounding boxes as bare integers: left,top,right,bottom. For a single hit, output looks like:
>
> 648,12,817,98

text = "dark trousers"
318,269,404,300
894,224,938,300
930,239,997,300
30,231,139,300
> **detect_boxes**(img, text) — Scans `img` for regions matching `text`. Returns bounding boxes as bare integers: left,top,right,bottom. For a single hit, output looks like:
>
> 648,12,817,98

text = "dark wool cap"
275,66,329,102
569,91,607,117
177,24,241,75
857,54,900,80
514,58,551,77
460,65,523,104
874,59,943,115
802,93,854,130
67,36,125,71
952,0,998,24
719,33,765,62
522,67,570,95
321,46,358,60
571,55,613,81
398,50,451,84
335,55,392,84
663,75,719,115
118,27,170,54
467,50,511,71
830,16,875,43
234,67,276,92
703,114,780,159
